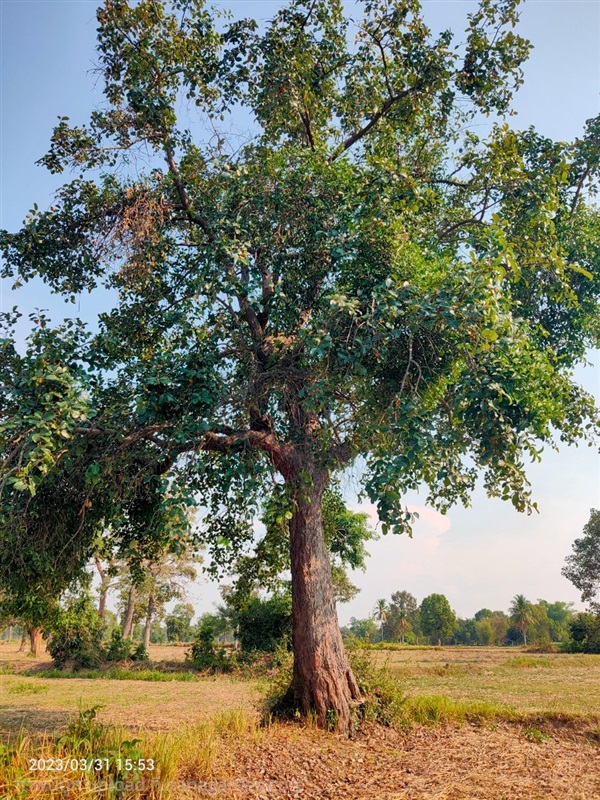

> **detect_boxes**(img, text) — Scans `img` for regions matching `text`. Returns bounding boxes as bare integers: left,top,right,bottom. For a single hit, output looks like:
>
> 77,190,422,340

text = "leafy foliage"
186,616,228,671
47,595,105,669
1,0,600,725
104,628,147,662
419,593,456,644
235,592,293,653
563,509,600,611
564,612,600,654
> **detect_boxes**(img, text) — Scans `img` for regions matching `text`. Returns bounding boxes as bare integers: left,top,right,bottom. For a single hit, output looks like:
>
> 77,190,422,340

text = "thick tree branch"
330,82,424,162
164,144,215,242
571,165,591,213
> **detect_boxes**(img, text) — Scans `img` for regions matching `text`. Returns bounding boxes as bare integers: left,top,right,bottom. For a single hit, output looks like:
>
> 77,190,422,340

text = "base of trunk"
29,626,43,657
272,663,361,734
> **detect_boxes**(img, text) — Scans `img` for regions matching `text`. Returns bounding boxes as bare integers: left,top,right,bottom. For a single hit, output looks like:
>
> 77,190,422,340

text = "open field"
1,642,599,799
372,646,600,718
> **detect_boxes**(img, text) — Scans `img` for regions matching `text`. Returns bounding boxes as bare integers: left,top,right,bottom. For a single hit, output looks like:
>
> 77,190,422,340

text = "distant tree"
566,612,600,653
455,617,478,645
509,594,534,645
474,608,493,621
373,599,389,642
346,616,379,643
563,509,600,612
388,590,418,644
419,594,456,645
543,600,575,642
488,611,510,646
235,592,293,653
92,537,119,621
475,618,495,645
114,540,199,647
165,603,195,643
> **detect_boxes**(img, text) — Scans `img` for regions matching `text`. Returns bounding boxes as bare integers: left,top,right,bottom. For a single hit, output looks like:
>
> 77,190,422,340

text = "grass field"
1,641,599,799
372,646,600,718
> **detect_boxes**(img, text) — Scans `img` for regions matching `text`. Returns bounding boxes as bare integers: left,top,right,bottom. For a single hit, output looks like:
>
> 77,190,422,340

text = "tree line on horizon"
344,591,578,648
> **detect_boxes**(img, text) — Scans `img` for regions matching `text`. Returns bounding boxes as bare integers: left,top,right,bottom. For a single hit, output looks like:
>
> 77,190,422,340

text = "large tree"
1,0,600,732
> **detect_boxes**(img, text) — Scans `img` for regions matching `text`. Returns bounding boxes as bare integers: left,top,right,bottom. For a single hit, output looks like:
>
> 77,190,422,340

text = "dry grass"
0,673,259,735
372,646,600,718
1,642,600,798
1,709,598,800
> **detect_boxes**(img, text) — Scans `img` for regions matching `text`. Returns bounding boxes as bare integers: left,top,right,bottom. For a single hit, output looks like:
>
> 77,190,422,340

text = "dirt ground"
217,721,600,800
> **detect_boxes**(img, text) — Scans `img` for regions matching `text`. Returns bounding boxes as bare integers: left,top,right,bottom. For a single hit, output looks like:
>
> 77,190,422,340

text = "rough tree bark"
143,594,155,650
122,585,136,638
284,461,361,734
28,625,42,657
94,555,108,621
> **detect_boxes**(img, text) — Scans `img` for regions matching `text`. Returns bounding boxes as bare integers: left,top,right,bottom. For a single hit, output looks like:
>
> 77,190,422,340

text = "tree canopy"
563,509,600,612
1,0,600,732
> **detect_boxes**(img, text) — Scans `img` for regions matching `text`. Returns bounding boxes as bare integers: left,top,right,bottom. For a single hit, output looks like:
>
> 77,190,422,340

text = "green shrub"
103,629,148,662
47,596,104,669
104,628,133,661
237,593,292,653
186,618,229,671
564,613,600,653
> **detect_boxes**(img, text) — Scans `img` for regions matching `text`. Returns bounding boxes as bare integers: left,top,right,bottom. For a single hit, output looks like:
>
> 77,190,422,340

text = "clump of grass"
507,656,553,669
7,682,49,696
347,642,406,727
524,727,552,743
24,667,201,681
403,695,515,726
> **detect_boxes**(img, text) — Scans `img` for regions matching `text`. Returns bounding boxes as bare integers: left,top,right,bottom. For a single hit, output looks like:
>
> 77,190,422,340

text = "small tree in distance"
419,593,456,645
509,594,533,645
373,599,389,642
388,590,418,644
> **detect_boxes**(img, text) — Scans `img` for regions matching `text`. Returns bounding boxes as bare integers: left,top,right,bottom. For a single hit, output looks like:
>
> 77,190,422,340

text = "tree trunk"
122,585,136,638
8,625,13,642
95,556,108,621
143,594,154,650
28,626,42,657
98,591,107,621
18,630,27,652
284,465,361,734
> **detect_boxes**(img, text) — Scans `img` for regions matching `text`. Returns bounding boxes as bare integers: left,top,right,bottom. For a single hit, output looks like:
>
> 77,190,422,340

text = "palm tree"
373,599,389,643
510,594,533,645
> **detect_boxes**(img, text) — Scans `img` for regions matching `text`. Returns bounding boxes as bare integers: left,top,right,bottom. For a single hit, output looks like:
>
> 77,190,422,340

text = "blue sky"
1,1,599,622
